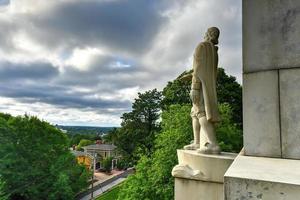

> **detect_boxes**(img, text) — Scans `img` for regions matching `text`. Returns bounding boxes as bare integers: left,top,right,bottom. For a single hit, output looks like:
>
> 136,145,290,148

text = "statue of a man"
184,27,221,154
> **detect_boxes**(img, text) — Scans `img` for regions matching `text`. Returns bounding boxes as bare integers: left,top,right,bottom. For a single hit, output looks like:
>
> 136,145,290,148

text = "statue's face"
204,29,219,45
204,32,210,41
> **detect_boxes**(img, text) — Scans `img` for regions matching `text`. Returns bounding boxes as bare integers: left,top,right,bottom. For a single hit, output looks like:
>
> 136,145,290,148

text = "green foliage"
216,104,243,152
67,133,101,147
60,125,112,135
162,68,242,127
118,103,242,200
0,114,90,200
0,177,8,200
216,68,242,127
96,184,122,200
114,68,243,199
76,139,94,151
116,159,128,170
161,70,192,108
48,173,73,200
105,89,162,165
118,105,192,200
102,157,113,173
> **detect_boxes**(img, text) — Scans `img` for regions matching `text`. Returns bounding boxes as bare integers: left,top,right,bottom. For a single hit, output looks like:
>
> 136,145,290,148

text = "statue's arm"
179,71,193,82
193,44,205,82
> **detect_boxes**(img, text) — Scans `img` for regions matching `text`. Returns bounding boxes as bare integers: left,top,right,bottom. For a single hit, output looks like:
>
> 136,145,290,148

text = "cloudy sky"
0,0,241,126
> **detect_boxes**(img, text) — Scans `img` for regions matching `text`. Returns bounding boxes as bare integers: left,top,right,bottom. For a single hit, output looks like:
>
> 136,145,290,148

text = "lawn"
96,184,121,200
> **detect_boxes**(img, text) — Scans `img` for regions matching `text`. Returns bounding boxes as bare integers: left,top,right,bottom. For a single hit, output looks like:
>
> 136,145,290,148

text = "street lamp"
91,152,97,200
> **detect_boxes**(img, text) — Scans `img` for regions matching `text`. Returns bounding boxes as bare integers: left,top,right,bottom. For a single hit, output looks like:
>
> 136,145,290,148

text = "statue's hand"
190,89,200,103
179,73,192,82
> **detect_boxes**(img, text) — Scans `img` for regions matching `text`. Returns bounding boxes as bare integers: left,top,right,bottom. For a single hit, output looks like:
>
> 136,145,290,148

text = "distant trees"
76,139,94,151
216,104,243,152
216,68,242,127
118,105,192,200
104,89,162,165
162,68,242,127
0,114,90,200
68,133,101,148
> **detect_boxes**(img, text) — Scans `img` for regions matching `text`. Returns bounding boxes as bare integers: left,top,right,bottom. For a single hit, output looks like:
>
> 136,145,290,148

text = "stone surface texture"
243,71,281,158
224,154,300,200
172,150,236,200
280,68,300,159
173,150,236,183
175,178,223,200
243,0,300,73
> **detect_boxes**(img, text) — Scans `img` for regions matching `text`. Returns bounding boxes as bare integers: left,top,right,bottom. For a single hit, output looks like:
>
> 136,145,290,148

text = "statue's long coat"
193,41,220,122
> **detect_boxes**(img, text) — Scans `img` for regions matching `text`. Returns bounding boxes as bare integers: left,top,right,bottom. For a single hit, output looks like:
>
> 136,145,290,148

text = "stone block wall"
243,0,300,159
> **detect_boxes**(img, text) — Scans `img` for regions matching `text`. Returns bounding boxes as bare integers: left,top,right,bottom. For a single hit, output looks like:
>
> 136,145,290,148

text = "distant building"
83,143,117,159
71,150,93,169
83,143,118,169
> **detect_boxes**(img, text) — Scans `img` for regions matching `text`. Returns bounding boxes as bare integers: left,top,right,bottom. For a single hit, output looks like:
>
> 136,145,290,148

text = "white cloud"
65,47,106,71
0,0,242,126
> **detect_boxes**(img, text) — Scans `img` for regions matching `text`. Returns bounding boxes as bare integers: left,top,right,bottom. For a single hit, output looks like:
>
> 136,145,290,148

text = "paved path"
80,177,126,200
76,169,134,200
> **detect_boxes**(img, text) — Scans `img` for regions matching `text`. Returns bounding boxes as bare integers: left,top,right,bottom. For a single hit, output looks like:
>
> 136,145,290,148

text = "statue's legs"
184,116,200,150
197,116,220,154
192,116,200,144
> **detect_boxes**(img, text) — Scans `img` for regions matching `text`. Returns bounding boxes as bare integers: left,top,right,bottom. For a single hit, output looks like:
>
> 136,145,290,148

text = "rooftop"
83,144,117,151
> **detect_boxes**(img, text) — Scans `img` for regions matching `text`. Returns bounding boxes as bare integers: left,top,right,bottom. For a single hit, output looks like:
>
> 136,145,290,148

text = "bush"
102,157,113,173
0,114,90,200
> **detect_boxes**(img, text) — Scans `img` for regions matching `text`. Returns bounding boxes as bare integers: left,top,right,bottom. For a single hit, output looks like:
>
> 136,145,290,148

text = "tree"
216,104,243,152
216,68,242,127
0,114,90,200
117,68,243,199
102,157,113,173
118,103,242,200
105,89,162,165
76,139,94,151
0,177,8,200
161,70,192,109
67,133,102,147
162,68,242,127
117,105,192,200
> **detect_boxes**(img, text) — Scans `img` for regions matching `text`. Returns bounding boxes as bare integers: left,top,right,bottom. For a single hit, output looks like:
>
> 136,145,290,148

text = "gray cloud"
0,61,58,80
0,83,131,110
23,0,167,54
0,0,242,126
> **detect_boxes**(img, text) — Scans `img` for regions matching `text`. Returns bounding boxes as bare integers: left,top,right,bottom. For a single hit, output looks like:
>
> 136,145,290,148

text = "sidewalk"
80,177,126,200
76,169,134,200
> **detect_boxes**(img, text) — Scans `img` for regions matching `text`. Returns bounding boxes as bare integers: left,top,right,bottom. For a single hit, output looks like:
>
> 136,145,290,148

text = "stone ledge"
175,177,223,200
172,150,236,183
225,154,300,185
224,154,300,200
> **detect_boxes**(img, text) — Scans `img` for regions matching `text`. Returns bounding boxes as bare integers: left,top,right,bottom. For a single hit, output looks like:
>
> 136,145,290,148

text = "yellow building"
83,144,118,170
71,150,93,169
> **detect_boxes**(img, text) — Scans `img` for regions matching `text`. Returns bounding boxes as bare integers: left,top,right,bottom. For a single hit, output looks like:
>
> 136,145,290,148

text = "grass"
96,184,121,200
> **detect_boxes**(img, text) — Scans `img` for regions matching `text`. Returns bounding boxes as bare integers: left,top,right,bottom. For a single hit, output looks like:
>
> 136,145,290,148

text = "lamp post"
91,152,96,200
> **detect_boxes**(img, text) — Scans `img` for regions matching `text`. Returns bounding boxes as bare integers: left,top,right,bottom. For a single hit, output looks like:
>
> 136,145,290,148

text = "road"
79,177,126,200
76,169,134,200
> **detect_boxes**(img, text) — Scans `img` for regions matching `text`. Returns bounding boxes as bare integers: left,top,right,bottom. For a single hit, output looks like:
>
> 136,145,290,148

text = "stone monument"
172,27,236,200
183,27,221,154
224,0,300,199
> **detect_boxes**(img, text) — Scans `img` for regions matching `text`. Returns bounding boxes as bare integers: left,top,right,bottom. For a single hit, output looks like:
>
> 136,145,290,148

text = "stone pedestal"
172,150,236,200
224,153,300,200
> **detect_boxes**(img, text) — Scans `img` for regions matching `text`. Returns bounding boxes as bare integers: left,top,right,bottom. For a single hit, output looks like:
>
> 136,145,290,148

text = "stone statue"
182,27,221,154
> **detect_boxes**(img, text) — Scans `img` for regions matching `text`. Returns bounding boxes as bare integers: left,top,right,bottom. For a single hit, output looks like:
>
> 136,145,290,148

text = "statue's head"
204,27,220,44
